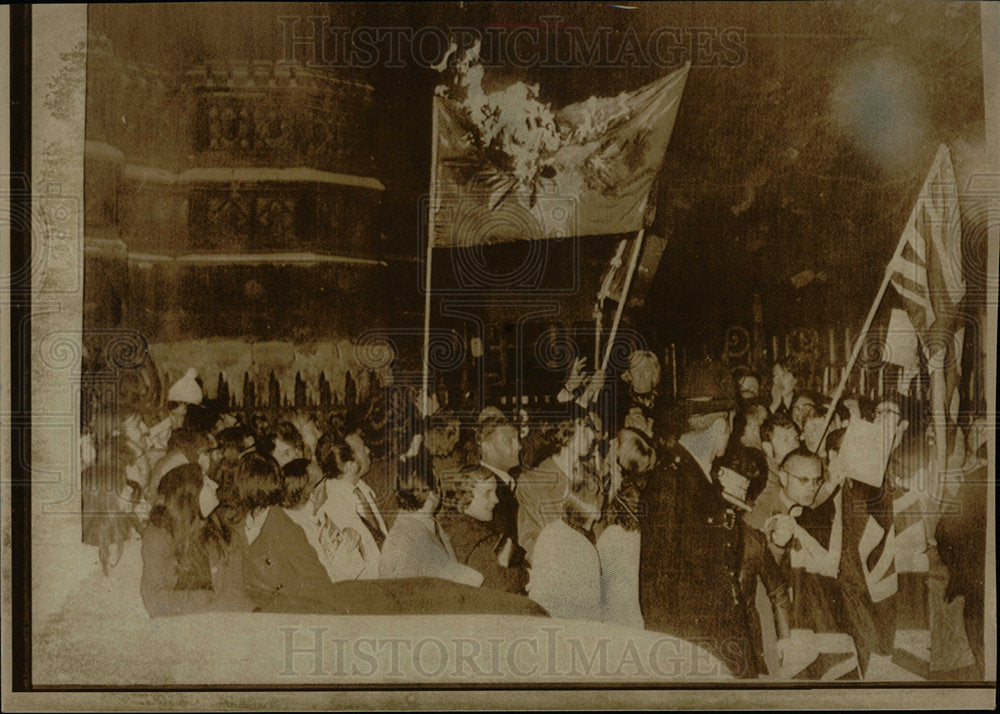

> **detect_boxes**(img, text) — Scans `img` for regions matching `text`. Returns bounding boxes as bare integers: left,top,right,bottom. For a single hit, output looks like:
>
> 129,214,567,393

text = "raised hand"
766,513,796,548
579,369,606,405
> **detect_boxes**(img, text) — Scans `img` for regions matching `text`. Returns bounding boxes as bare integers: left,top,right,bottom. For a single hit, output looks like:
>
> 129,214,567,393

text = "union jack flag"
887,144,966,420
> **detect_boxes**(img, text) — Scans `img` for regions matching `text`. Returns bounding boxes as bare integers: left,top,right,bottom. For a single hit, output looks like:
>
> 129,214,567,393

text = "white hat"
167,368,203,405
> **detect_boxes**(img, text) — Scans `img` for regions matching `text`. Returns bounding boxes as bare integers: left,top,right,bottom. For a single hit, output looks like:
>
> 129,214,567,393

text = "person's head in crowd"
165,368,203,429
761,411,800,467
616,426,657,474
316,428,372,486
623,350,661,396
608,426,657,501
477,406,506,423
249,412,271,442
451,465,499,523
265,421,305,467
685,408,734,464
843,395,877,423
216,426,255,461
210,425,255,489
738,400,769,451
791,391,818,431
288,410,321,461
424,410,462,458
733,366,762,402
676,360,738,463
563,476,604,534
802,404,831,456
348,399,386,459
477,410,521,473
824,427,847,484
396,460,439,514
966,416,989,465
149,463,210,582
280,457,319,510
725,437,768,481
213,410,240,434
771,357,801,402
875,395,910,452
214,452,282,515
724,446,768,505
207,452,283,545
831,399,850,429
779,451,824,508
558,410,601,464
166,428,215,474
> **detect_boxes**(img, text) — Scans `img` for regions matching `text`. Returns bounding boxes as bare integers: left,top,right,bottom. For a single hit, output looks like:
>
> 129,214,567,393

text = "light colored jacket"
597,524,643,630
378,511,483,587
316,478,386,579
527,519,601,622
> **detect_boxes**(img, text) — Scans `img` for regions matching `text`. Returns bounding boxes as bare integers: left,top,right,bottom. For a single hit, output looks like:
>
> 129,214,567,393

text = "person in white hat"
148,368,203,453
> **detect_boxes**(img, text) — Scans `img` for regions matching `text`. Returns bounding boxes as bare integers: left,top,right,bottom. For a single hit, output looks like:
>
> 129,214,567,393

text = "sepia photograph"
3,1,997,709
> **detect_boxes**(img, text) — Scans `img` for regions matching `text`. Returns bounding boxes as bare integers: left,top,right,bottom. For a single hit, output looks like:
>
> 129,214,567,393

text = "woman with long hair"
140,463,256,617
204,451,284,556
82,433,144,575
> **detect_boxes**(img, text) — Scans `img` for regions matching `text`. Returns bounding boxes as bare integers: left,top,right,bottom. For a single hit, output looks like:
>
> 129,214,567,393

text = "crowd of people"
81,348,989,681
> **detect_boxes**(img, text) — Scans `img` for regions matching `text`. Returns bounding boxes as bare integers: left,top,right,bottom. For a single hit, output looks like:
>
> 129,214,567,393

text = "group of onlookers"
81,347,988,681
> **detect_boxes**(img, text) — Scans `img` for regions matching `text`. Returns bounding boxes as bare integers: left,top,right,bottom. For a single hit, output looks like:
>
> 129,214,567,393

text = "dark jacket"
739,525,791,676
363,456,399,531
493,477,519,544
441,513,529,594
243,506,546,617
638,443,752,677
243,506,384,613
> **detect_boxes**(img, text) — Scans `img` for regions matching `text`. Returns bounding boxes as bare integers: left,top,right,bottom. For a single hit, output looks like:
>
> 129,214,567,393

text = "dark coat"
493,477,519,544
243,506,386,613
363,456,399,530
739,525,791,677
638,443,752,677
441,513,528,594
242,507,547,618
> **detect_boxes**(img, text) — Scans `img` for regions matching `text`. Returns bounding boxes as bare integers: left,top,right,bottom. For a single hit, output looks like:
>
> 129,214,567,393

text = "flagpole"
600,228,645,375
422,96,440,420
593,237,628,369
814,223,912,451
593,308,603,368
929,358,949,487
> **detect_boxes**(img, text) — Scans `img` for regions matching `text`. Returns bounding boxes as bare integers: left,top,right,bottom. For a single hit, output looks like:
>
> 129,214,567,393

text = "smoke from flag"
430,63,690,247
